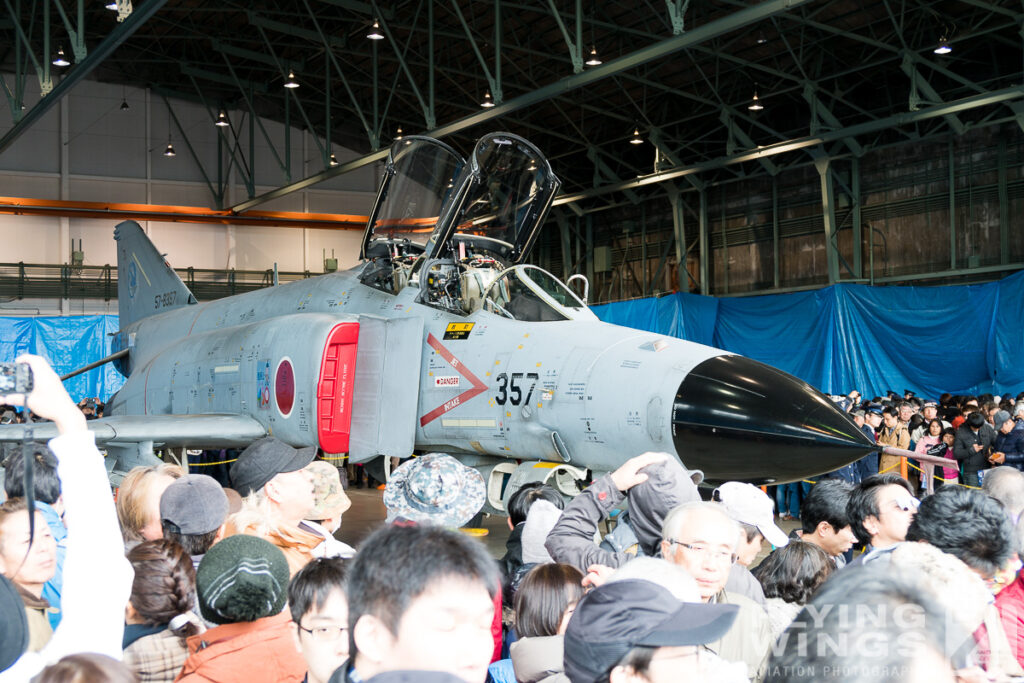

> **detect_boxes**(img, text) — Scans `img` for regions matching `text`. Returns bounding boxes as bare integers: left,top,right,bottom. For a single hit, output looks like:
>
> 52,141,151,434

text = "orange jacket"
175,611,306,683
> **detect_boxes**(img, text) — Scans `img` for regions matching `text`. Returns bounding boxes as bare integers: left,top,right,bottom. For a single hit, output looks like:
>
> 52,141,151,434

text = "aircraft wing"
0,414,266,448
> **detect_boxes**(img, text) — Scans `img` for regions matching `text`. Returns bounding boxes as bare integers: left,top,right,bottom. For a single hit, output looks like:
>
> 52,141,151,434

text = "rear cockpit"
359,132,592,321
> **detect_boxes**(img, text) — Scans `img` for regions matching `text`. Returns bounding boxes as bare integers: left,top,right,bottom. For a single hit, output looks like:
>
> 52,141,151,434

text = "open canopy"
361,136,465,260
425,132,561,266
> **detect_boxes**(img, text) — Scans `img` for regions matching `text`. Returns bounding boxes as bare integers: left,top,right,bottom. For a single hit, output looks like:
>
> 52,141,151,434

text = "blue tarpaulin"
592,269,1024,398
0,315,124,402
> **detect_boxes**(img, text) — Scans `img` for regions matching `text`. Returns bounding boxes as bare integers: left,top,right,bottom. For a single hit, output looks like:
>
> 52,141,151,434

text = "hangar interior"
0,0,1022,312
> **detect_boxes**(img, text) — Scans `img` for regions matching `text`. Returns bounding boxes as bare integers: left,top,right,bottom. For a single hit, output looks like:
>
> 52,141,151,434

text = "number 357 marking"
495,372,539,406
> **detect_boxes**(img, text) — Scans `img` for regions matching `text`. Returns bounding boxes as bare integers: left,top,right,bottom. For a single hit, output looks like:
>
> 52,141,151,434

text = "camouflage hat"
383,453,486,528
306,460,351,520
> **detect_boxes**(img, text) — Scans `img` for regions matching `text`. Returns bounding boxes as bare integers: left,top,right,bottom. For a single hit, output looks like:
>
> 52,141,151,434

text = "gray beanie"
196,534,290,625
994,410,1013,431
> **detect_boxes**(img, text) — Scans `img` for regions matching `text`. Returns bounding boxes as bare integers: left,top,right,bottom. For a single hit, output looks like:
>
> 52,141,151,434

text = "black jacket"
953,422,997,473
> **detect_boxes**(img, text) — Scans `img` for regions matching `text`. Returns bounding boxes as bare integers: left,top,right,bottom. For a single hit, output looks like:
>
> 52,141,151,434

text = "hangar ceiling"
1,0,1022,216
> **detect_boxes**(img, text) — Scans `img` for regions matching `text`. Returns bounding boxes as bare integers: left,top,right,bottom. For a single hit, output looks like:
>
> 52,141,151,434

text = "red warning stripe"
419,333,489,426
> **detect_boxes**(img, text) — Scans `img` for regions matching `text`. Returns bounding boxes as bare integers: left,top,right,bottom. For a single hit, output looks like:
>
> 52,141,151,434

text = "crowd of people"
3,357,1024,682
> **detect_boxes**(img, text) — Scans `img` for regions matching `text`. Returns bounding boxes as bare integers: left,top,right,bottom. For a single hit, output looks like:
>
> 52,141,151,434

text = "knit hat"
196,534,290,624
0,574,27,672
383,454,485,527
306,461,351,520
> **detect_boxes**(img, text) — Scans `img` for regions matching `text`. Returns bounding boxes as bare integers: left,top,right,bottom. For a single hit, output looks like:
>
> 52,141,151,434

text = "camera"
0,362,33,395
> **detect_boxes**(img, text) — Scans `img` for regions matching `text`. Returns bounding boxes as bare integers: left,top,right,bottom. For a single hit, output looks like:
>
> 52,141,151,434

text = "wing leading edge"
0,414,266,448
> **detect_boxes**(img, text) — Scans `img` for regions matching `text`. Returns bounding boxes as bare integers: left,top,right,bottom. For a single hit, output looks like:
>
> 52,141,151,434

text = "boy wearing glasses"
289,558,350,683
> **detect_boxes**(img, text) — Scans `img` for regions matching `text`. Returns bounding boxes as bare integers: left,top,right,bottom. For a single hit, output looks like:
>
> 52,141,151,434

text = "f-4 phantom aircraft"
2,132,874,512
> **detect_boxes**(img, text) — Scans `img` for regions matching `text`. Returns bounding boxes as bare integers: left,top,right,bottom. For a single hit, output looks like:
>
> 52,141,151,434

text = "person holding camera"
0,355,133,680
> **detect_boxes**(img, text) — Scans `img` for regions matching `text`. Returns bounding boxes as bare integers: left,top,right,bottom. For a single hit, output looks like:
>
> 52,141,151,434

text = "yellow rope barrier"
187,458,238,467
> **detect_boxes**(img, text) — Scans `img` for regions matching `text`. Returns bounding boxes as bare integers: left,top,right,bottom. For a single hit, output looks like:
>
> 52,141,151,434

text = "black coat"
953,422,997,474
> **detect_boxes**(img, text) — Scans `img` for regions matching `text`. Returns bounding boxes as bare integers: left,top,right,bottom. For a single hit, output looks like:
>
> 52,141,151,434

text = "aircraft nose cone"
672,355,875,483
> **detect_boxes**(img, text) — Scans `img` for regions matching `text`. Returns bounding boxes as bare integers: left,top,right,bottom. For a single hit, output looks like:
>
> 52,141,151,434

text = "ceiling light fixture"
215,110,230,127
284,70,299,88
367,19,384,40
481,90,494,108
395,125,403,140
105,1,117,9
934,37,952,55
52,47,70,67
329,153,339,166
163,140,176,157
629,127,643,145
748,88,764,111
585,46,602,66
120,98,130,111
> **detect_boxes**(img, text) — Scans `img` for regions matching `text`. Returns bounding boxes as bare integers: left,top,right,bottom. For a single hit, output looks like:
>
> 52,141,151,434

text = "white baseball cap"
713,481,789,549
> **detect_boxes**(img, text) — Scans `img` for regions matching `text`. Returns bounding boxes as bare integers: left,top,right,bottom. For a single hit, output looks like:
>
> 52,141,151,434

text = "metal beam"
698,189,709,295
181,64,268,94
0,0,168,156
817,158,839,284
232,0,812,213
901,53,964,134
247,12,347,49
212,41,306,71
803,84,863,156
552,85,1024,206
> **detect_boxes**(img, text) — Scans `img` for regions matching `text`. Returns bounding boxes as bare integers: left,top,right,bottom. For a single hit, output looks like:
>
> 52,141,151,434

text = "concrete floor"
334,487,801,562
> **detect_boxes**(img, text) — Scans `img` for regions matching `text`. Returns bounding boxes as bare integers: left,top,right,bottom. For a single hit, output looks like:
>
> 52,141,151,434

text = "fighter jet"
0,132,874,510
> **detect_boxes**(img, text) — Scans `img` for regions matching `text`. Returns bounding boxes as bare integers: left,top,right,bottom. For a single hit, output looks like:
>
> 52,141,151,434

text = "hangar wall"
0,77,377,314
538,122,1024,303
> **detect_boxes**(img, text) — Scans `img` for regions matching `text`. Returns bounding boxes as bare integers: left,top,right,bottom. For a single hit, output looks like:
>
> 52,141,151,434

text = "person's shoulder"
720,590,767,615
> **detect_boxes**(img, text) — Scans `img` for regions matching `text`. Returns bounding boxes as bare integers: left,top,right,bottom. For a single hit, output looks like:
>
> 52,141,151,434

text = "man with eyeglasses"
660,501,772,679
289,558,350,683
562,558,746,683
845,474,918,567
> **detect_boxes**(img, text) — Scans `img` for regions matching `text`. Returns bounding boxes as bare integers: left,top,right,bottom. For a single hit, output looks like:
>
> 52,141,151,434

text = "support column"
59,93,70,315
557,214,572,279
669,190,687,293
948,137,956,269
698,189,709,295
998,139,1008,264
585,215,593,289
303,128,310,272
851,157,862,278
772,177,779,289
145,87,152,235
816,157,839,285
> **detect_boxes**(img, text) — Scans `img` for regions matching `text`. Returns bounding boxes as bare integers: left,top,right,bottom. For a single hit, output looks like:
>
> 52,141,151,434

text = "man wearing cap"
160,474,229,571
228,436,322,575
713,482,789,566
562,558,745,683
912,401,952,443
177,534,306,682
990,410,1024,472
304,461,355,559
659,501,773,679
